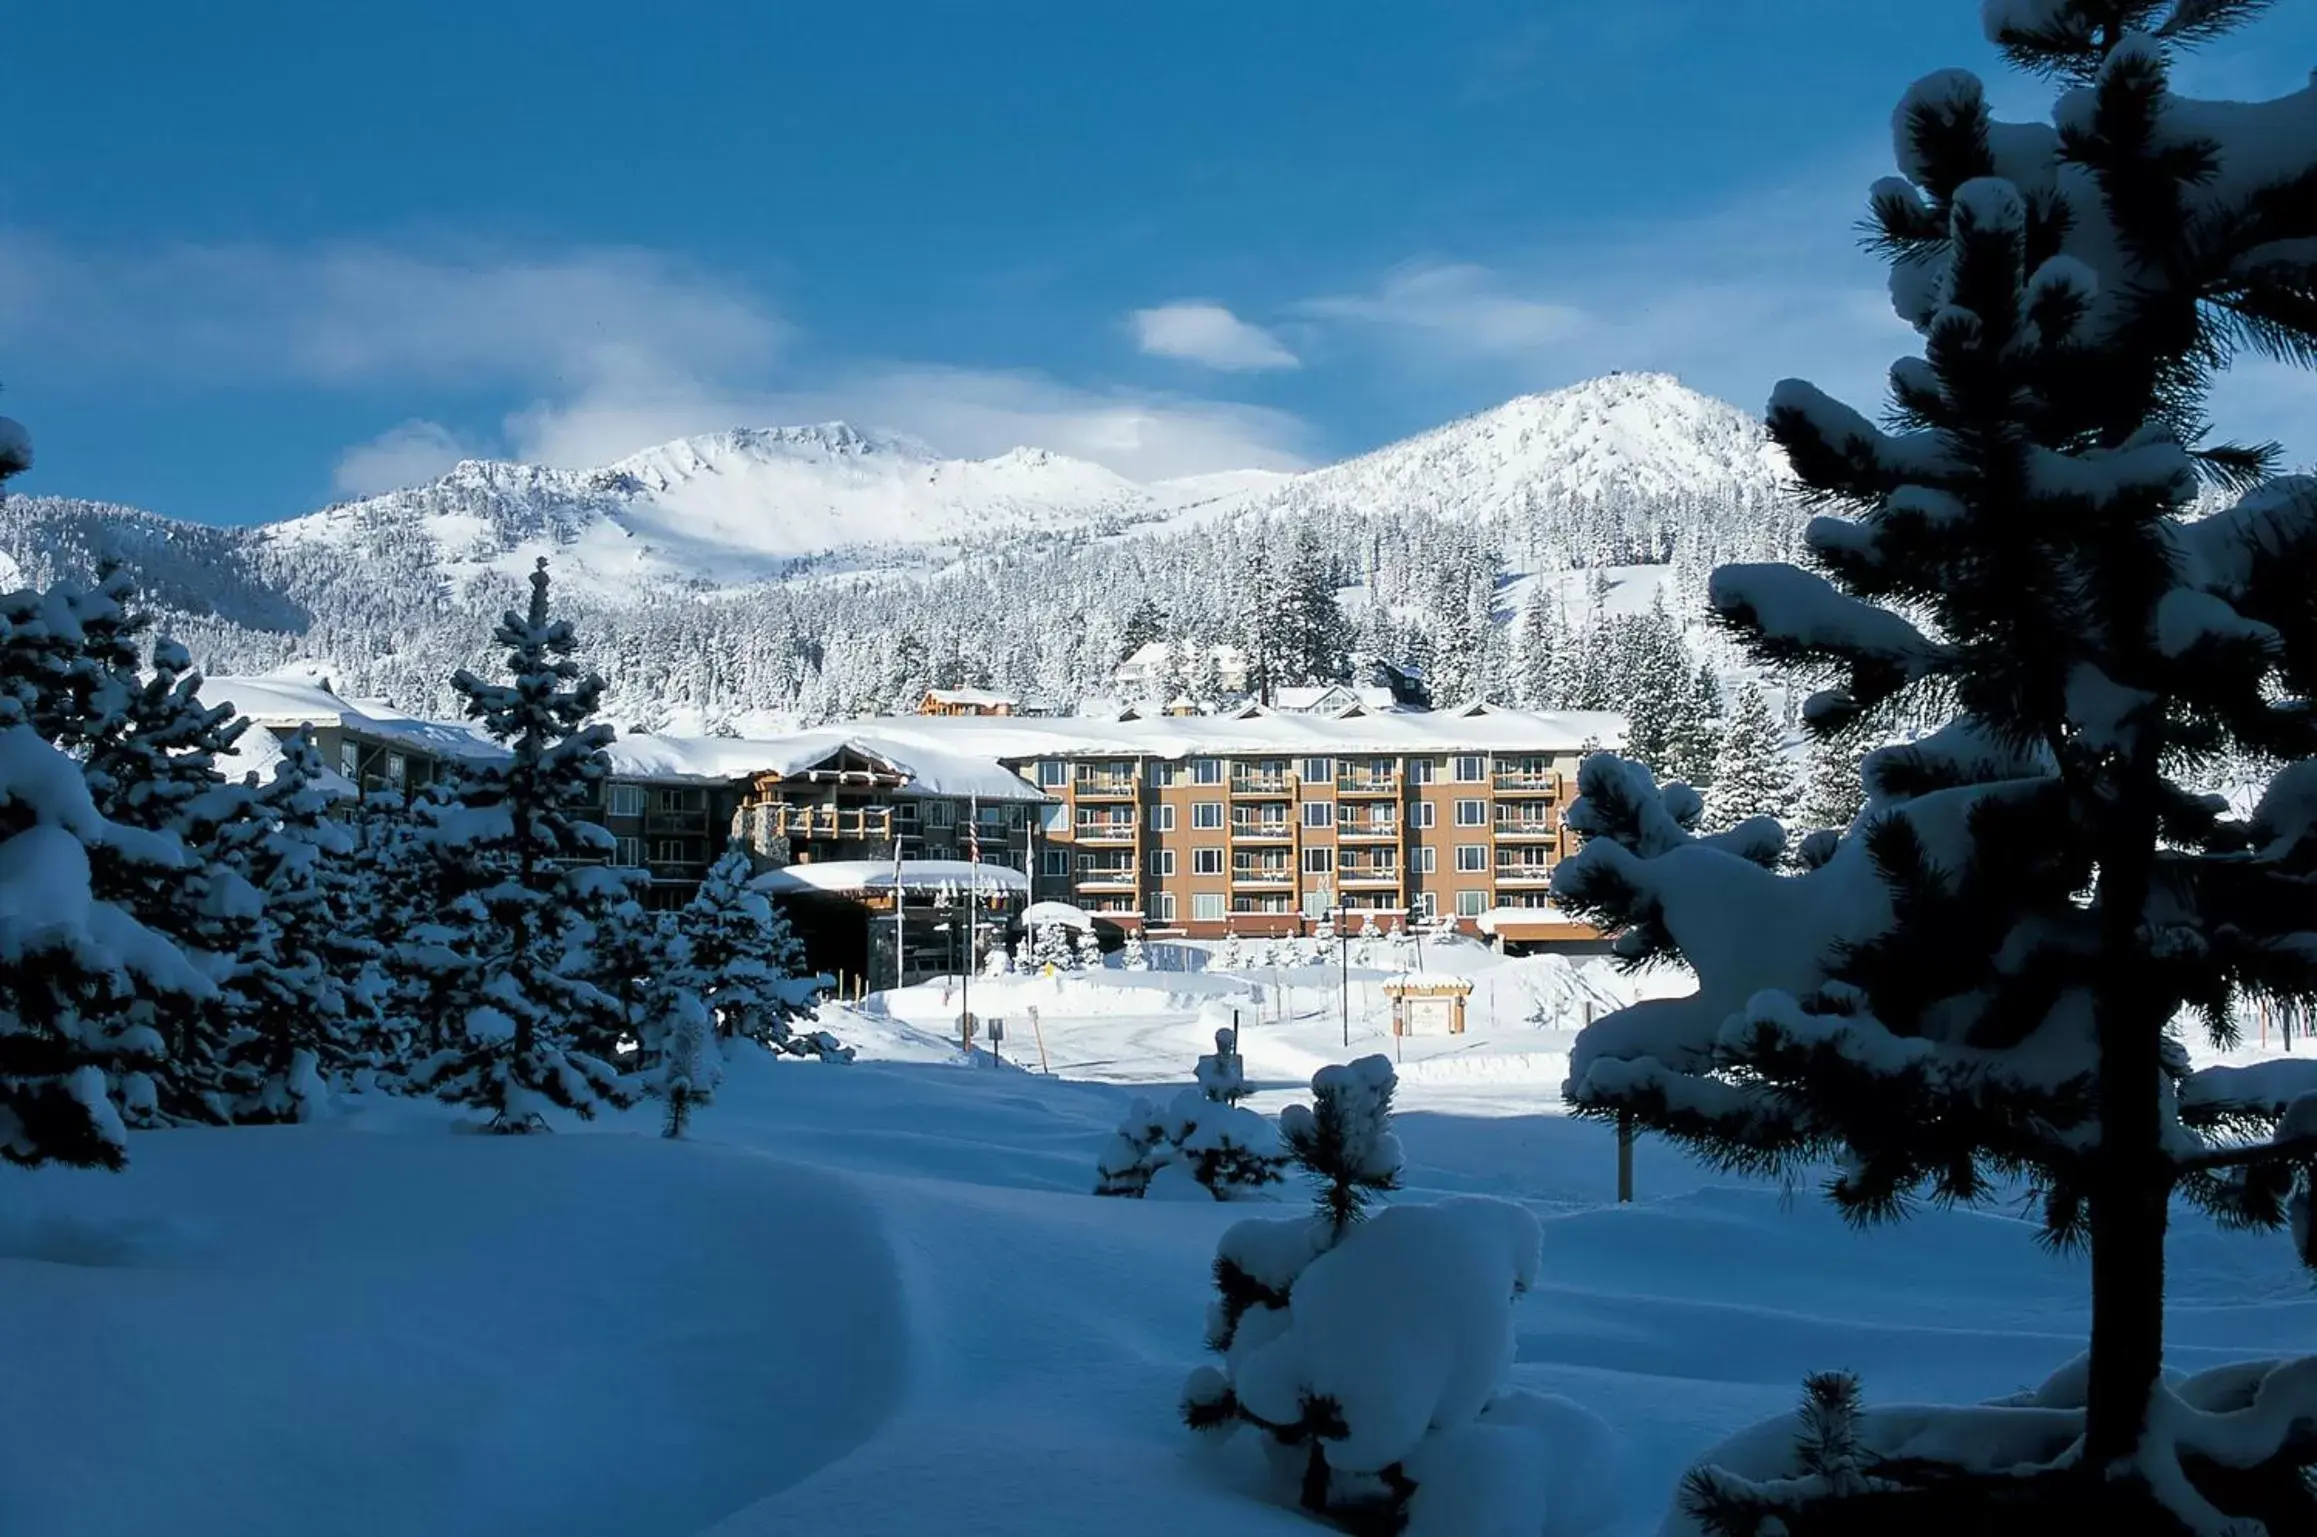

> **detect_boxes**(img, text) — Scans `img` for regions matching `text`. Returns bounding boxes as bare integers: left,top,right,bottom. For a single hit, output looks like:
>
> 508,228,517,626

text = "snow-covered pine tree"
1514,592,1562,709
1075,925,1103,971
1617,598,1696,779
415,560,635,1130
1698,682,1793,834
1093,1096,1173,1197
217,729,387,1122
1121,933,1148,970
352,783,466,1081
644,969,718,1139
1559,6,2317,1526
671,842,824,1055
1278,1054,1403,1239
1033,922,1076,972
1793,729,1868,841
571,879,671,1064
1666,661,1725,791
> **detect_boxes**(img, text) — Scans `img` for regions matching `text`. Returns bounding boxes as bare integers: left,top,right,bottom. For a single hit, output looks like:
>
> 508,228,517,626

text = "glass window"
1153,892,1177,921
1412,802,1436,829
1192,801,1223,828
1417,847,1437,873
1409,757,1437,785
340,740,360,776
1303,757,1331,782
1037,759,1067,787
1416,892,1439,917
1040,849,1069,877
1373,803,1396,828
608,784,645,817
1454,755,1487,783
1302,801,1335,828
1193,848,1223,875
1148,804,1175,831
1149,849,1176,876
1042,802,1070,833
1303,847,1332,874
927,800,955,827
1192,892,1226,921
614,836,644,866
1303,888,1332,917
1192,758,1222,784
1150,760,1177,787
1455,798,1487,826
1456,889,1488,917
1456,844,1488,871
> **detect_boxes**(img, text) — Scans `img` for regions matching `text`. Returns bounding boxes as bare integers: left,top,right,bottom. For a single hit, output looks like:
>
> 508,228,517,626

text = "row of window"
1038,754,1526,788
1054,845,1515,879
1128,799,1518,832
612,837,705,867
1144,889,1493,922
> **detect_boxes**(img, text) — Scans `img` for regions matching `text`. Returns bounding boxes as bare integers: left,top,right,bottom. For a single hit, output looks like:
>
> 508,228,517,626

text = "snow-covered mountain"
260,423,1171,592
0,371,1800,725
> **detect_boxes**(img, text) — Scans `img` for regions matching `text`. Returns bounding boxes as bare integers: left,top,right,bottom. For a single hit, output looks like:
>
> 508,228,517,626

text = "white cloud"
332,419,476,495
0,234,786,392
1303,263,1586,357
1129,302,1299,371
507,365,1313,481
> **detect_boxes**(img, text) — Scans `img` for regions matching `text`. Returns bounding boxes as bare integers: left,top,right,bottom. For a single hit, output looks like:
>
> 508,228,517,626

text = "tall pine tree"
1558,5,2317,1527
1698,682,1794,834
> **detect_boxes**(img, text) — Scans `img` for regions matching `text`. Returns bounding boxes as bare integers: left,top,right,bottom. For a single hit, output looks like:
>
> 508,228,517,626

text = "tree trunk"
2083,745,2171,1471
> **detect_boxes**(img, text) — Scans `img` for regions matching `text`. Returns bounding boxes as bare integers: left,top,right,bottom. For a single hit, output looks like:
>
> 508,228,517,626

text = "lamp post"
1336,904,1350,1049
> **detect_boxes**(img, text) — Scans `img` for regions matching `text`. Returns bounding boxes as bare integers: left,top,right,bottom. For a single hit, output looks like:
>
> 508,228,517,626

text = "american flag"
967,792,980,874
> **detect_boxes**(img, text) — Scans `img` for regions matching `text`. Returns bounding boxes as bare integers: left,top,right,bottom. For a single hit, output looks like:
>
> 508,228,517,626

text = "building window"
1149,804,1175,832
606,784,643,817
1409,757,1437,785
893,801,920,826
1041,849,1069,877
1037,759,1067,787
1373,803,1397,829
1193,848,1224,875
926,800,954,828
1457,889,1488,918
1042,802,1070,833
1151,761,1177,787
1302,801,1334,828
652,838,692,864
1303,888,1333,917
614,836,644,866
1152,892,1177,921
1454,754,1486,783
1192,892,1226,921
1192,758,1222,784
1303,757,1331,782
1416,891,1439,917
1148,849,1175,877
1456,844,1488,872
1455,798,1487,826
1416,846,1438,873
340,740,360,776
1412,802,1436,829
1192,801,1223,829
1303,847,1332,874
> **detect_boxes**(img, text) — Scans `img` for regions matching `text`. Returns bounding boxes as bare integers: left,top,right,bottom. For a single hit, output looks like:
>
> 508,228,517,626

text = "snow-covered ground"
12,942,2314,1536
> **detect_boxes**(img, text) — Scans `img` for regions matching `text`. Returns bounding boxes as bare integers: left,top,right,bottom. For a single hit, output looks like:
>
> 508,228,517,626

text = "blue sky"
5,1,2314,523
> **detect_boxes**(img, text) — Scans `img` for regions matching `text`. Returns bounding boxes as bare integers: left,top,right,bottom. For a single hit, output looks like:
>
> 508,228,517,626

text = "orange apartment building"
848,707,1625,942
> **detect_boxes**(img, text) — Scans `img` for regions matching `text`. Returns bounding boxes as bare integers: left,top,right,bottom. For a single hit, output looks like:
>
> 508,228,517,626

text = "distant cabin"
918,687,1019,718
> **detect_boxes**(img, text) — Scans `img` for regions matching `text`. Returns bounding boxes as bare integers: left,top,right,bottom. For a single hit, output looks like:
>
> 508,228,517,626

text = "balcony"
1493,771,1565,797
1072,820,1138,845
1335,773,1401,797
1230,775,1293,797
1495,862,1555,885
1228,819,1293,842
761,803,894,840
1337,820,1401,841
1072,773,1139,801
1338,867,1403,888
1074,868,1139,891
1494,818,1558,841
1230,866,1294,888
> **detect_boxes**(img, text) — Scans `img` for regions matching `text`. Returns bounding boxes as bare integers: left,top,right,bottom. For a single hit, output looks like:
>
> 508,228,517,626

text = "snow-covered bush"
1032,922,1075,973
671,842,822,1054
982,942,1012,979
1121,933,1148,970
1075,926,1103,971
1093,1027,1286,1202
1215,931,1247,970
645,984,720,1140
1181,1057,1557,1533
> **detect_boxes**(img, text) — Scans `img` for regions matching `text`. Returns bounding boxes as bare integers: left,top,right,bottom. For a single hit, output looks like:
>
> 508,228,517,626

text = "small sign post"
987,1016,1005,1066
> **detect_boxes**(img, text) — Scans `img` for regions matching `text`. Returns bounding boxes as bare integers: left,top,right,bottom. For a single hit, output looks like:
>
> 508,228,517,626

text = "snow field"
12,947,2316,1535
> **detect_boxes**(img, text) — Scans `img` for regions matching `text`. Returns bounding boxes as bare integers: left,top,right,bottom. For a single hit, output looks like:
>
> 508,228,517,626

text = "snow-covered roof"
1474,905,1592,936
1022,900,1094,929
604,727,1045,802
751,859,1032,897
205,676,506,762
813,706,1625,762
922,687,1017,707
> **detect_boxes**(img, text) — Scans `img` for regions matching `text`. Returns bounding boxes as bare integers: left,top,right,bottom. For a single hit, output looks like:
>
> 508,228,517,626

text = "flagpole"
963,791,980,1051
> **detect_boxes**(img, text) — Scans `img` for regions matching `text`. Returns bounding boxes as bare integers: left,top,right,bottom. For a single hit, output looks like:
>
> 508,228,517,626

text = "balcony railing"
1229,819,1293,841
1335,773,1401,796
1494,862,1554,884
1073,819,1138,844
1074,869,1139,890
1230,775,1293,796
1230,866,1294,887
761,803,894,840
1337,820,1400,841
1339,867,1402,887
1072,773,1139,800
1494,818,1558,840
1493,771,1564,796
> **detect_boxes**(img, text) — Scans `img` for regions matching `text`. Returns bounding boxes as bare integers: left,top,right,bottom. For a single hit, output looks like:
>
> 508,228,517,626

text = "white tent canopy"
1022,900,1095,930
750,859,1030,898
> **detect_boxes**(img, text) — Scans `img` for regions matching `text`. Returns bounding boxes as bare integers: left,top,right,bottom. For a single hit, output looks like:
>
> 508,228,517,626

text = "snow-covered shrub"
1215,931,1246,970
1075,926,1103,971
1182,1057,1556,1533
647,985,720,1140
1032,922,1075,973
1093,1028,1286,1202
981,942,1012,979
1122,934,1148,970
